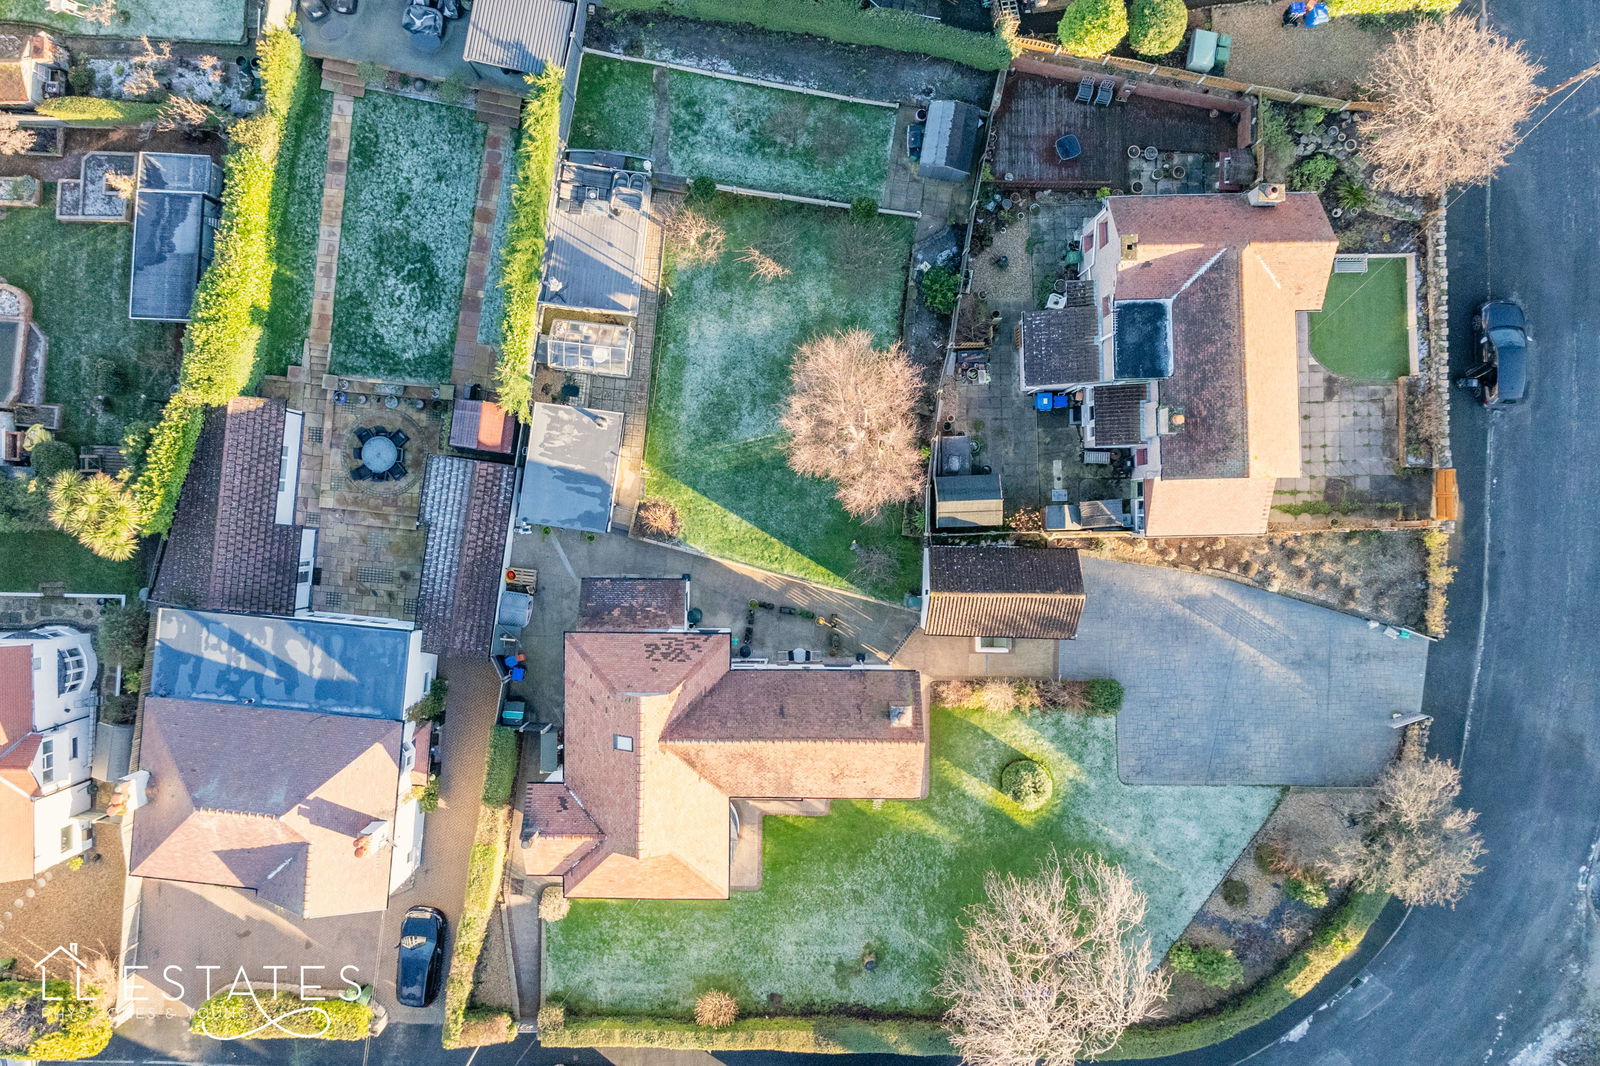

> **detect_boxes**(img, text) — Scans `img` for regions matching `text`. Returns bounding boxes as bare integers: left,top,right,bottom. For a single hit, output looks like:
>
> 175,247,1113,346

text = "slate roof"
529,631,927,899
924,546,1086,639
417,455,516,656
1020,304,1100,390
1088,383,1148,446
577,577,688,631
921,100,983,181
1157,250,1248,479
129,697,404,918
153,397,301,616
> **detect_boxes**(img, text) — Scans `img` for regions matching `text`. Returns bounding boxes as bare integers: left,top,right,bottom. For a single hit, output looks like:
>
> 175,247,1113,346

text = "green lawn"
0,188,180,448
0,531,143,597
1307,256,1412,381
545,705,1279,1016
330,92,485,383
643,193,917,597
570,56,894,202
0,0,244,40
256,85,332,378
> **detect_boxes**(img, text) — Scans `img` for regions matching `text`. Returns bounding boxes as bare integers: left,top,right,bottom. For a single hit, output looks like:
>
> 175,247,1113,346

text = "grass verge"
540,1015,954,1054
1307,256,1410,380
33,98,166,126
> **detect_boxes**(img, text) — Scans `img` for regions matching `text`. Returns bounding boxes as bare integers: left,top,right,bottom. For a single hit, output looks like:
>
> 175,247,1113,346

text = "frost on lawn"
4,0,247,42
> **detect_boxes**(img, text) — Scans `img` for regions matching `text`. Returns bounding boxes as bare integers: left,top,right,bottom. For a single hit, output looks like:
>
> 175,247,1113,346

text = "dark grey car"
1458,299,1527,407
396,906,446,1008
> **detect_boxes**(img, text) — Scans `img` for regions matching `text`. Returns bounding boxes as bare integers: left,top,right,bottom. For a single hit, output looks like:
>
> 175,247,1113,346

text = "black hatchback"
1458,300,1527,407
396,906,446,1008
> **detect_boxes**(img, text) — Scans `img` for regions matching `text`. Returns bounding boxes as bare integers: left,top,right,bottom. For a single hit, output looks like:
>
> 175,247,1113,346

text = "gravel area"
1211,2,1393,96
0,831,126,972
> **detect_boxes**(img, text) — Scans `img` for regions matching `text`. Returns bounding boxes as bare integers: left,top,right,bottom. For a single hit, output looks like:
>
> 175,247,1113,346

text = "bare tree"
662,205,726,267
1359,17,1542,196
849,544,898,590
1331,755,1485,907
0,112,35,156
737,245,790,282
154,94,213,134
936,852,1168,1066
76,0,118,26
779,329,924,520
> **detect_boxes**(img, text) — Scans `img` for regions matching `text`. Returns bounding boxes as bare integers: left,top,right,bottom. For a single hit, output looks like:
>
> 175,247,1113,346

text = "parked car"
299,0,330,21
332,0,357,13
1457,299,1527,407
395,906,446,1008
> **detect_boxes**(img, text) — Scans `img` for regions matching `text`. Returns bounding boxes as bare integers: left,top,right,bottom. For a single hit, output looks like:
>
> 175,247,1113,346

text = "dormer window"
613,734,634,752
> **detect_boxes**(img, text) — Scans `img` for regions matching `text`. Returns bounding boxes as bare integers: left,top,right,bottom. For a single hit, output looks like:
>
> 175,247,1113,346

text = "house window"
975,636,1014,654
57,647,86,695
1098,219,1109,247
1101,294,1111,318
40,739,55,785
60,825,73,854
613,734,634,752
70,736,78,761
1083,230,1095,252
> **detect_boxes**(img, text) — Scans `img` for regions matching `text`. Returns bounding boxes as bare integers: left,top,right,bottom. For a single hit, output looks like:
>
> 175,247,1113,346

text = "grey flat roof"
462,0,575,73
518,403,623,533
150,608,415,720
130,190,214,322
934,473,1004,528
542,162,649,317
138,152,221,195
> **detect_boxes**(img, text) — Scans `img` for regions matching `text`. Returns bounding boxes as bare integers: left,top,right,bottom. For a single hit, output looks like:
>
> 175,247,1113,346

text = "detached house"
520,579,927,899
1020,189,1337,537
0,626,98,882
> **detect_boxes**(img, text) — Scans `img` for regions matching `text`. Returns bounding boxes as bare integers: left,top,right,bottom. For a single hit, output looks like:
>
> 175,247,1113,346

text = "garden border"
581,48,899,109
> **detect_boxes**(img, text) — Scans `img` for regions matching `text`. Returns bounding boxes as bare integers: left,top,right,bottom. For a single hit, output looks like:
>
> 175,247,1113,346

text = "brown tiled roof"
577,577,687,631
129,698,404,918
0,645,39,881
924,546,1086,639
1020,303,1100,390
417,455,516,656
1159,250,1248,480
152,398,301,615
520,783,602,877
546,631,930,900
1089,383,1148,446
0,645,33,754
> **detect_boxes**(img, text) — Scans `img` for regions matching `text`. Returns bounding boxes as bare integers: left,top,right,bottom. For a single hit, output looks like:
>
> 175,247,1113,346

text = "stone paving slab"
1060,556,1428,786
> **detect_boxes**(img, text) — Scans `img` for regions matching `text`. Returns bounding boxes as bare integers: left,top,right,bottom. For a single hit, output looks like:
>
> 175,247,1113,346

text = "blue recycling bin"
1052,393,1071,410
1034,392,1053,412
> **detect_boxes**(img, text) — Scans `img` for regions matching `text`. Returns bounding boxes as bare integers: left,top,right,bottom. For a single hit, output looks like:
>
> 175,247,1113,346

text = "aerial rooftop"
541,154,651,317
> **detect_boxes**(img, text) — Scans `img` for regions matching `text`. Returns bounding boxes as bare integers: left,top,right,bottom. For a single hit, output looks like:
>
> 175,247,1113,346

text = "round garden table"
361,435,399,474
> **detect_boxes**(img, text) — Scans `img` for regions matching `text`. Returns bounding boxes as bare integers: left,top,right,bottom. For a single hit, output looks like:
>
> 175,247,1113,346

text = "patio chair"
389,429,410,448
350,465,373,481
373,425,389,437
355,426,373,444
1094,79,1115,106
1075,76,1095,104
389,461,407,480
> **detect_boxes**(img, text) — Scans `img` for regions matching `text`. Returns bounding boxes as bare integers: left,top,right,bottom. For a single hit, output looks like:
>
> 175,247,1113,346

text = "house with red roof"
0,626,98,883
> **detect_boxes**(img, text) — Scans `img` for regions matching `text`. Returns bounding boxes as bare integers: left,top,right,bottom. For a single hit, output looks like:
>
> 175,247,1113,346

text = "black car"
1458,299,1527,407
300,0,330,21
395,906,446,1008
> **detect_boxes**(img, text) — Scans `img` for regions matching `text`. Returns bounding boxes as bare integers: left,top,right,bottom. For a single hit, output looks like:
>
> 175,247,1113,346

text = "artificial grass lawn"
0,531,143,597
570,56,894,202
0,188,179,447
255,84,332,378
545,706,1279,1015
1307,256,1411,381
330,92,485,383
0,0,244,40
643,193,917,597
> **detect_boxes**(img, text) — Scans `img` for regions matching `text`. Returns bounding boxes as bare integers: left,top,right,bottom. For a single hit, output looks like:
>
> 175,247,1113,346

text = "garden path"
450,91,522,387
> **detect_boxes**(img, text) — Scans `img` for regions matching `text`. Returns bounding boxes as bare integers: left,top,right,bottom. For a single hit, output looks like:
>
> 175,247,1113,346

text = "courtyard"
641,192,920,597
544,704,1278,1016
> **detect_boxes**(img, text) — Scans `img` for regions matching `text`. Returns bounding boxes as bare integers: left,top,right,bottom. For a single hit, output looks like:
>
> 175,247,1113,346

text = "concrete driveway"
1063,557,1429,786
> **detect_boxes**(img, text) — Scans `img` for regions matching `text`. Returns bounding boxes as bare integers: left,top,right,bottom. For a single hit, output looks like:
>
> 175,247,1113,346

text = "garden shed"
920,100,983,182
463,0,577,76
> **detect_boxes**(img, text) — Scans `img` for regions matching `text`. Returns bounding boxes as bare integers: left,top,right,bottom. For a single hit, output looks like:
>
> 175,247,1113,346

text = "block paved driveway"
1061,557,1430,786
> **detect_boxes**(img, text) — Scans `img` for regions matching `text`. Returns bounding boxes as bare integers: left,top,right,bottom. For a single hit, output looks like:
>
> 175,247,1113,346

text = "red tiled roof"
449,398,516,454
0,644,40,880
0,645,34,751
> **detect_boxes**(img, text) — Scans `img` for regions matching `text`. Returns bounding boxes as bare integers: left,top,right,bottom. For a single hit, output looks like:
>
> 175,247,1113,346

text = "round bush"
1129,0,1187,55
27,439,77,479
694,989,738,1029
539,884,570,922
1285,874,1330,907
1168,941,1245,989
635,496,681,540
1221,878,1249,907
1000,759,1054,810
920,264,960,315
1057,0,1128,56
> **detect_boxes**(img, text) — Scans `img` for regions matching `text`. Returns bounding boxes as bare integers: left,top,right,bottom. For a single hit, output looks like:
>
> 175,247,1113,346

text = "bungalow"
0,626,99,882
920,545,1086,649
519,579,927,899
1019,188,1337,537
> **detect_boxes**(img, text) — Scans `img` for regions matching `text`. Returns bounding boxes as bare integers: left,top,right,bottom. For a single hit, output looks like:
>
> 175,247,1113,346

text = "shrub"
459,1007,516,1045
417,774,440,812
1335,175,1373,210
1286,875,1331,907
604,0,1014,70
47,472,139,561
1000,759,1053,810
189,991,370,1040
356,60,386,87
537,1005,566,1032
1291,153,1340,193
1254,842,1283,874
1084,677,1124,716
1326,0,1457,16
407,677,448,721
686,175,719,205
437,75,471,106
1129,0,1187,56
0,475,49,532
494,65,565,421
635,496,682,540
1293,105,1330,136
539,885,571,922
1056,0,1128,57
850,196,879,222
919,264,960,314
27,440,77,478
1257,102,1294,162
1168,941,1245,989
91,357,121,394
1221,878,1249,907
95,603,149,666
694,990,739,1030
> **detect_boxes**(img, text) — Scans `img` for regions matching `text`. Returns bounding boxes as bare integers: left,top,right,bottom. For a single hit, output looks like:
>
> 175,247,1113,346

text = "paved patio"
1061,556,1428,786
1297,318,1402,478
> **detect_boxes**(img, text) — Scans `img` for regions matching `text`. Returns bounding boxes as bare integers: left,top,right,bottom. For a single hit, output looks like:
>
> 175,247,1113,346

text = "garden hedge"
1056,0,1129,56
1326,0,1458,15
189,990,370,1040
1129,0,1188,56
493,65,564,421
130,28,313,534
604,0,1015,71
540,1014,955,1054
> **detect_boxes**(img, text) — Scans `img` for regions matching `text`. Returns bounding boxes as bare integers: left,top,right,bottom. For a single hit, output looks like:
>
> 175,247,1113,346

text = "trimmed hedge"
190,990,370,1040
1129,0,1187,56
1327,0,1457,14
130,28,314,534
35,97,166,126
539,1014,955,1054
493,65,564,421
604,0,1015,71
1105,891,1390,1059
1056,0,1128,56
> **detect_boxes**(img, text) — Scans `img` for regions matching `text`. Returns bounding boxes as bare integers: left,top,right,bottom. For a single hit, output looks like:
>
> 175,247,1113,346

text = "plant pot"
915,107,928,122
1171,165,1186,179
1128,144,1142,159
1130,180,1144,193
1143,146,1158,161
